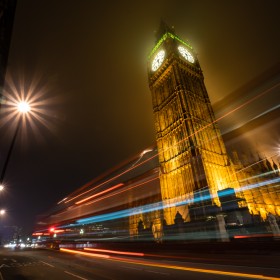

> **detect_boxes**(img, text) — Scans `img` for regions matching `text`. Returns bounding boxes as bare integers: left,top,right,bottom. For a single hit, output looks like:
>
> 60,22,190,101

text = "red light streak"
85,176,159,206
60,248,110,259
84,247,144,257
63,184,102,204
234,233,279,239
75,183,124,205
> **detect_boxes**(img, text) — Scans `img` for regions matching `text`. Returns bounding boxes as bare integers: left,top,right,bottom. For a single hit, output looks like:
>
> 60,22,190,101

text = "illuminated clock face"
178,46,195,63
151,50,165,71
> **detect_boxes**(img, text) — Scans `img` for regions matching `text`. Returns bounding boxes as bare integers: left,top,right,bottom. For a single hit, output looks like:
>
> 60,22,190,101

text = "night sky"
0,0,280,235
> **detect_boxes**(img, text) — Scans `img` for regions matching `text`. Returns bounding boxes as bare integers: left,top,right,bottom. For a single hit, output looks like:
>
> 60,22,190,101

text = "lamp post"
0,101,31,187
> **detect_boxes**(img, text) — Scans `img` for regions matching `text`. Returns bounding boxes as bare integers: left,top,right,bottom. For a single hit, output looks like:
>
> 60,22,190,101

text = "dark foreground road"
0,247,279,280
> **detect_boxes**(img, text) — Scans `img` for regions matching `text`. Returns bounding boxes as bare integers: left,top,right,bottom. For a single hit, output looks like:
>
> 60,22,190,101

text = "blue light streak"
76,176,280,225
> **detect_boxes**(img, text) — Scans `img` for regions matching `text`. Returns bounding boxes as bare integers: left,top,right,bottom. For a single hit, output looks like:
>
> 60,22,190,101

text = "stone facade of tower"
147,24,242,225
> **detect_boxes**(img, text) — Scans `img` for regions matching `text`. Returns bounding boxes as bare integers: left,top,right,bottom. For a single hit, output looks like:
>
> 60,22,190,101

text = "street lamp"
0,101,31,186
17,101,30,114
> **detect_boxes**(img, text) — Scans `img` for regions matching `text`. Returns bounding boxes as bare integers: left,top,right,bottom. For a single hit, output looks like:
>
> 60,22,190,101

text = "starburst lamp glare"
17,101,31,113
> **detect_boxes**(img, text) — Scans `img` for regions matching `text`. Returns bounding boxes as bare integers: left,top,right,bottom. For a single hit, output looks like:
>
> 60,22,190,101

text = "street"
0,247,279,280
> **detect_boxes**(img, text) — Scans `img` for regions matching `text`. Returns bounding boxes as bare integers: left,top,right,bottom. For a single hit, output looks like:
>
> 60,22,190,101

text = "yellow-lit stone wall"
129,207,162,238
231,152,280,219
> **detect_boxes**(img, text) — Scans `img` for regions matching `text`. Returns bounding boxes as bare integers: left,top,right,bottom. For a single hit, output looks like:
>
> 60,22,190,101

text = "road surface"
0,247,279,280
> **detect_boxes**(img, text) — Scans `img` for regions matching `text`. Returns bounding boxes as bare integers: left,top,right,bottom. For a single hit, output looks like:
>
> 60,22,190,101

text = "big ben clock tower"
148,22,240,225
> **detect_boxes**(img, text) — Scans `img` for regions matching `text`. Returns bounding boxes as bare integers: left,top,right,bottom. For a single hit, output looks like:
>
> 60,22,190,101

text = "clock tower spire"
155,20,176,42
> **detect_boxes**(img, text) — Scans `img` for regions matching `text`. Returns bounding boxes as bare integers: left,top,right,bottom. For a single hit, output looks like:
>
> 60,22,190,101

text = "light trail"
84,247,144,257
75,176,280,225
238,170,279,183
60,248,110,259
76,201,162,224
170,82,280,163
46,170,278,233
61,248,280,280
237,177,280,192
250,104,280,122
36,176,159,231
44,106,269,224
109,257,280,280
63,82,280,206
84,176,159,206
216,103,280,135
63,152,158,205
234,233,279,239
75,183,124,205
63,179,118,204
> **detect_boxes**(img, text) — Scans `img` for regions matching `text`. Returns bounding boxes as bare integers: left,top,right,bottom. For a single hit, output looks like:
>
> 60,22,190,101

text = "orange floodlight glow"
84,247,144,257
60,248,110,259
